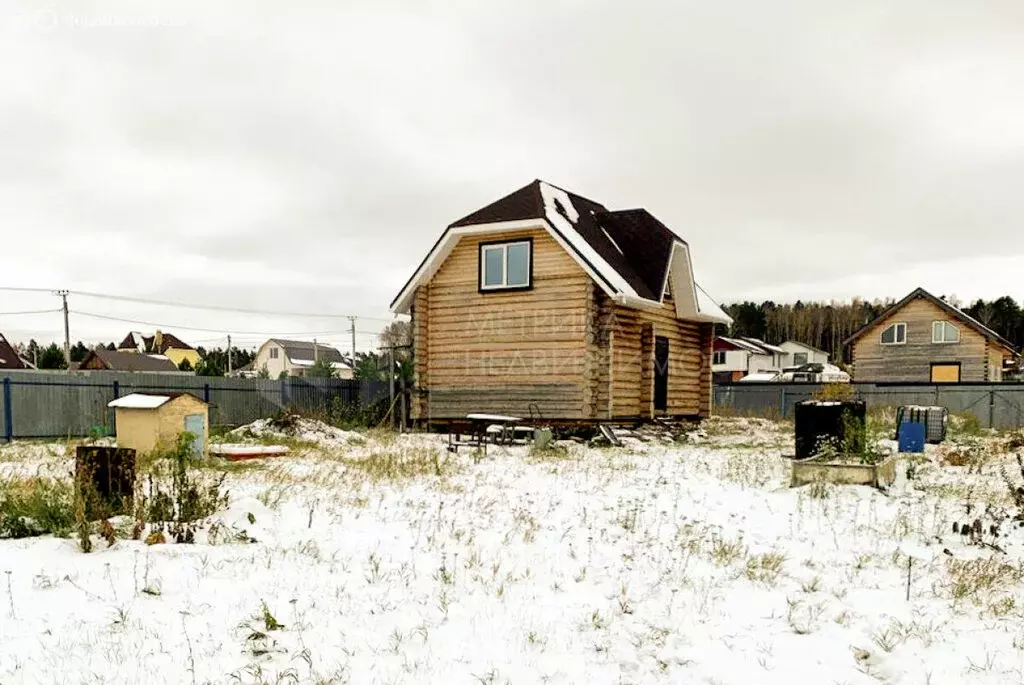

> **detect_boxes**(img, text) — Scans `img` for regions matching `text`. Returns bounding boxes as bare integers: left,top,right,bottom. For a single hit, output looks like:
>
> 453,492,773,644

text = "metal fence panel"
714,382,1024,430
0,370,394,439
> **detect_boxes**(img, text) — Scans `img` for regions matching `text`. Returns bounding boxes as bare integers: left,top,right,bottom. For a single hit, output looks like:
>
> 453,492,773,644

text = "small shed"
107,392,209,457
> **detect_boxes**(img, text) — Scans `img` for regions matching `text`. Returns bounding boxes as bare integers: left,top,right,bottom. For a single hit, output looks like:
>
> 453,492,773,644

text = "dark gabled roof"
446,180,682,302
390,179,732,323
80,349,181,372
269,339,348,365
845,287,1017,353
0,333,27,370
118,331,195,354
591,209,679,300
148,332,194,354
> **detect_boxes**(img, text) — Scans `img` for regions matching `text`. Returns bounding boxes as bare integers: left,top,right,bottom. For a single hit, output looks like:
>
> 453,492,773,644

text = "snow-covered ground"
2,417,1024,684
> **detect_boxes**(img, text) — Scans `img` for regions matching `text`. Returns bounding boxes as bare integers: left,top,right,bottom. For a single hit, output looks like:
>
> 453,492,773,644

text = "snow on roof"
719,337,772,355
108,394,171,409
290,359,351,369
695,284,732,324
739,371,781,382
539,182,639,298
743,338,786,354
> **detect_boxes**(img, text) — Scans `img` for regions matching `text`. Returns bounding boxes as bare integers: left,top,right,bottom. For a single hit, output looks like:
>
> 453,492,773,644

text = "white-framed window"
270,348,279,359
480,240,531,290
713,351,726,365
880,322,907,345
932,321,960,344
792,352,808,366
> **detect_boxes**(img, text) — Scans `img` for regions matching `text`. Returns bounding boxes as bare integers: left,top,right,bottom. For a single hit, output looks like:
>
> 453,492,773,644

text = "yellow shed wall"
114,395,209,455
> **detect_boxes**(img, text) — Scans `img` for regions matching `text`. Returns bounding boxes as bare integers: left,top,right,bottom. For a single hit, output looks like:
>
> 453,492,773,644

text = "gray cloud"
2,0,1023,346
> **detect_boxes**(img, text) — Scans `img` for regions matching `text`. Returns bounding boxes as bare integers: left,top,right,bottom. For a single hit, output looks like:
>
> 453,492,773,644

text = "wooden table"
448,413,525,454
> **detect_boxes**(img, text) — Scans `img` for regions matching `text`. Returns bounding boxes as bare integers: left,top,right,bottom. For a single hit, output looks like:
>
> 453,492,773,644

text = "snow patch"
229,416,363,447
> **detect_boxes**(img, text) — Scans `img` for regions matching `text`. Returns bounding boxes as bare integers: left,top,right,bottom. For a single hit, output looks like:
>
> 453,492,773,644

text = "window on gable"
792,352,808,366
880,322,906,345
480,240,532,291
932,321,960,344
713,351,726,365
270,348,279,359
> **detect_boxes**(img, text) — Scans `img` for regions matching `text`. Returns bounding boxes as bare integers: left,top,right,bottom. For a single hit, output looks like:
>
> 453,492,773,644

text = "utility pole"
227,334,232,374
55,290,70,371
313,338,319,362
348,316,357,370
388,345,395,430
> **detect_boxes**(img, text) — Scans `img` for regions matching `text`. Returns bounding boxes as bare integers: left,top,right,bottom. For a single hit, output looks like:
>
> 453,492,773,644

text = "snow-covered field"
2,417,1024,684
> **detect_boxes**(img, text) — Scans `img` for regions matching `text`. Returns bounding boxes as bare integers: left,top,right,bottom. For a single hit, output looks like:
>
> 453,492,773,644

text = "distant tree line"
11,339,257,374
718,295,1024,364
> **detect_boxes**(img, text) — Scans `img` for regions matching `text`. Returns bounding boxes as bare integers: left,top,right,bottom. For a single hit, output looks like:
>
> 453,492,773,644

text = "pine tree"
37,343,67,370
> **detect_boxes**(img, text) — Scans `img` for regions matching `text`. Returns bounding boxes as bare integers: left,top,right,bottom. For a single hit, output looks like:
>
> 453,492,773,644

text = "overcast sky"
3,0,1024,350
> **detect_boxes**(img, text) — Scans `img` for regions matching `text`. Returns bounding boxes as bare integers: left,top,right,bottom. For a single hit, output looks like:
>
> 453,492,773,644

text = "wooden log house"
846,287,1017,383
390,180,732,424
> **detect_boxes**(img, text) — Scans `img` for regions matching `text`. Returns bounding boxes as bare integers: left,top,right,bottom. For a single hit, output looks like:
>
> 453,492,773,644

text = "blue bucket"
898,421,926,453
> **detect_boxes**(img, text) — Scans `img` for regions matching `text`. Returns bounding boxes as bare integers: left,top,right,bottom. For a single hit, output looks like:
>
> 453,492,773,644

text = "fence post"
989,390,996,429
780,386,787,419
280,378,289,409
111,380,120,437
203,383,211,404
2,378,11,442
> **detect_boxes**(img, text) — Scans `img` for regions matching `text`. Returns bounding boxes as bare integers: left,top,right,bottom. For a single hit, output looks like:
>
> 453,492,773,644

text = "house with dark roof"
251,339,353,379
77,349,183,373
846,287,1018,383
118,330,200,369
390,179,731,422
0,333,28,371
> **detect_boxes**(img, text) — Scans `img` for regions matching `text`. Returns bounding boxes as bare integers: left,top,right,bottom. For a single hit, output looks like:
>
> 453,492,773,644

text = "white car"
738,363,850,383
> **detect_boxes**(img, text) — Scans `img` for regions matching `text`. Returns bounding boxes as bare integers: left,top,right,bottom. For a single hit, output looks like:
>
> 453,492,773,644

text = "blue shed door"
184,414,205,458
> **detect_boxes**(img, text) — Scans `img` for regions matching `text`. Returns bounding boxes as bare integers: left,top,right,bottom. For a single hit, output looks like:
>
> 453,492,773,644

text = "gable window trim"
932,320,960,344
880,322,907,346
478,237,534,293
712,351,726,365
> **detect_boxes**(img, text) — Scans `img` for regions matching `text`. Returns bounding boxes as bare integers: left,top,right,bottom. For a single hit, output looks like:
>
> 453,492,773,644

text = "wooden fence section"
0,370,389,439
714,382,1024,430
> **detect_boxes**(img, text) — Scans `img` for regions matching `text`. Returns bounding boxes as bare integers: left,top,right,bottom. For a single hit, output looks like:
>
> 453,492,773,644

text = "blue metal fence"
0,371,390,439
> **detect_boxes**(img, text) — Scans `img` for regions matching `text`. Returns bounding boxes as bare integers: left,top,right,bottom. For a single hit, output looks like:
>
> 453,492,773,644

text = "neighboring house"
389,179,732,421
779,340,830,367
118,330,201,368
846,287,1017,383
712,337,774,383
251,339,353,379
712,337,789,383
77,349,183,373
0,333,28,370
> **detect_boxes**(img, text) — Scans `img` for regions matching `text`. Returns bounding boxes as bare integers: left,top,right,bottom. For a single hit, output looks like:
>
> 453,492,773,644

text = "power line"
0,309,62,316
70,310,383,337
0,286,57,294
66,289,397,321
